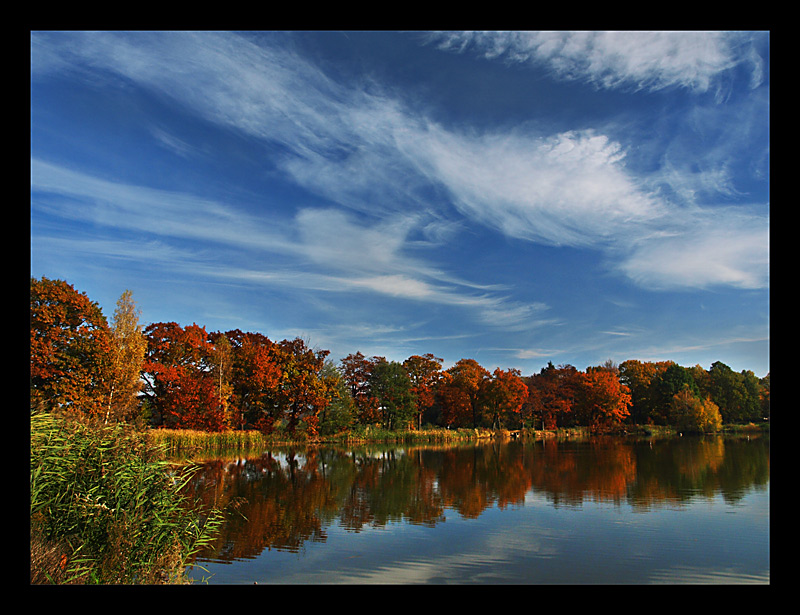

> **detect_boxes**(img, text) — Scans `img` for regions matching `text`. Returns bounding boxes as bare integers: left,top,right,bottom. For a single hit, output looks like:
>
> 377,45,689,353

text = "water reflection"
185,435,768,565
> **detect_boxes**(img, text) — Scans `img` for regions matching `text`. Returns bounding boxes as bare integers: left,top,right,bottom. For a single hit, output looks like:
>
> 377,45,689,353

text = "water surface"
184,435,769,584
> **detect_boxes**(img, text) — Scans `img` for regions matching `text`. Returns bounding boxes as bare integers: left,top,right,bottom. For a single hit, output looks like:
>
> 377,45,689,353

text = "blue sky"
30,31,770,377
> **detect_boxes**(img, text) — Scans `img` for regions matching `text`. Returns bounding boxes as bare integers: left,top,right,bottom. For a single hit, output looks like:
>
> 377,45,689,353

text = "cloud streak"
31,157,547,329
424,31,761,94
31,31,769,296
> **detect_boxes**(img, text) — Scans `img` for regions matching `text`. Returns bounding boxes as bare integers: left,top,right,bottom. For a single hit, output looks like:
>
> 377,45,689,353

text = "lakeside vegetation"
30,277,770,583
30,409,224,584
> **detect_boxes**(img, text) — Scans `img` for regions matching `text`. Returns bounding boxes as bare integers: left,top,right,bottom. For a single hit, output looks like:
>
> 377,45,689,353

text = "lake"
183,434,769,584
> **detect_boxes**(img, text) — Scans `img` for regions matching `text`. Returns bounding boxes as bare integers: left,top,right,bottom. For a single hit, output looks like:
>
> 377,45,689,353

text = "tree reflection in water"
183,435,768,564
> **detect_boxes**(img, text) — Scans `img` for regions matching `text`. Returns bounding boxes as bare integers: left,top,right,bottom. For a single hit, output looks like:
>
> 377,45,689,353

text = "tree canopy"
30,277,770,435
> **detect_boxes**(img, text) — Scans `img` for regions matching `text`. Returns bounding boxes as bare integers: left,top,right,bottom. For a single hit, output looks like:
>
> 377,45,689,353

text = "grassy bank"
144,425,587,458
30,411,223,584
143,420,771,460
145,425,491,457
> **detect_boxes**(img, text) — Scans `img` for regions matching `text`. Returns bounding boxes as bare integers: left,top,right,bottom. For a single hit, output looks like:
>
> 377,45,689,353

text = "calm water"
184,435,769,584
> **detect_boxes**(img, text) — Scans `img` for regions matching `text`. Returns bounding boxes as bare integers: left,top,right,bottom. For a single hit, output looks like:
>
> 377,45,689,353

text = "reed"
146,428,273,458
30,410,223,584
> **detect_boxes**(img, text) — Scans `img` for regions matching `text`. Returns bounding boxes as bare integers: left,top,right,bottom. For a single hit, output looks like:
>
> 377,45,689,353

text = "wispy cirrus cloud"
616,206,769,290
31,30,768,295
31,158,547,328
424,31,762,94
405,127,666,248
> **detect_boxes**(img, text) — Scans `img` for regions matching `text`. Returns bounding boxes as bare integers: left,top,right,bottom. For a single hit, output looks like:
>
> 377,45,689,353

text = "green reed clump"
30,410,223,584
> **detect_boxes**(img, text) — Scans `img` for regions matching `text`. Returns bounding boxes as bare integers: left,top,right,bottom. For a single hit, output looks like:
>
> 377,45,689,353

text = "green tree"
759,373,770,420
369,359,416,430
317,360,356,435
618,359,672,425
706,361,762,424
651,363,699,425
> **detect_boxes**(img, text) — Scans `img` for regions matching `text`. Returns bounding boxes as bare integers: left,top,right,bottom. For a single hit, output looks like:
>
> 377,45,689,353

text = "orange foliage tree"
30,277,113,418
220,330,282,431
577,366,632,432
436,372,472,428
442,359,491,427
270,338,331,437
480,368,529,429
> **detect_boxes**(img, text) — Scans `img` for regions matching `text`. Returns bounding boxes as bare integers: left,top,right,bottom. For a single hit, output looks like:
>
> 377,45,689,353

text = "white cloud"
294,208,418,273
31,158,547,328
426,31,753,94
407,127,666,247
617,210,769,290
31,31,768,295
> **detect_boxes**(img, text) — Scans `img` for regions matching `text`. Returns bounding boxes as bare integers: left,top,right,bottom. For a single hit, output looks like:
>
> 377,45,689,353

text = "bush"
30,410,222,584
669,389,722,434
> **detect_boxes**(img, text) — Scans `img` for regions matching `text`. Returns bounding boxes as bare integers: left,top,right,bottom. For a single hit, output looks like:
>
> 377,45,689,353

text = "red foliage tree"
220,330,282,430
142,322,227,430
402,353,443,429
439,359,490,428
524,363,583,429
340,352,383,425
436,372,473,428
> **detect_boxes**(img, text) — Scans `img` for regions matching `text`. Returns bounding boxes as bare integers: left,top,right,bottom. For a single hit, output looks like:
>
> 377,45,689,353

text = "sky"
30,31,770,377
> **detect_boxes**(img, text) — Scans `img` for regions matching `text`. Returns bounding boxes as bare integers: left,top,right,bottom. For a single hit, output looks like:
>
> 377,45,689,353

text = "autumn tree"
141,322,225,430
402,353,443,429
209,332,234,424
669,389,722,433
222,330,281,430
270,338,330,437
340,352,383,425
30,277,112,418
480,368,528,430
577,366,632,432
524,363,583,429
104,290,147,424
439,359,490,428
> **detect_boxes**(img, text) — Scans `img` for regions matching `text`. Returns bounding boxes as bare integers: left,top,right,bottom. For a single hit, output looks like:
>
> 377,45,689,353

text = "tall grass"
146,428,273,459
30,410,223,584
146,425,543,455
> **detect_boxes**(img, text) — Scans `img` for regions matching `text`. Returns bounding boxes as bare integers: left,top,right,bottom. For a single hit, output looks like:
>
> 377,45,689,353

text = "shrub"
30,410,222,584
669,389,722,434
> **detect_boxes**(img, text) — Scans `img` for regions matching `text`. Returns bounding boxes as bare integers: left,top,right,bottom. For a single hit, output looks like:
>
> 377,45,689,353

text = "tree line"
30,277,770,437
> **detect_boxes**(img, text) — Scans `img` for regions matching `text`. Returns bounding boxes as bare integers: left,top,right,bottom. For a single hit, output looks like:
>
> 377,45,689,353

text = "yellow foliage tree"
105,290,147,423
